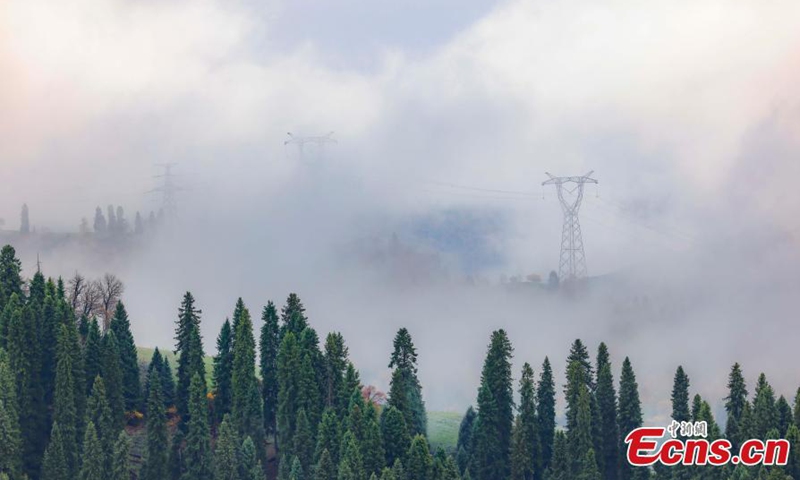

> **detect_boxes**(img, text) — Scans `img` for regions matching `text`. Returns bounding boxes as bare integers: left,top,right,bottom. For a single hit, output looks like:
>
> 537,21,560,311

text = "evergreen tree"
53,325,79,474
294,408,315,474
725,363,749,450
566,363,593,477
140,374,169,480
776,395,791,436
510,363,539,480
93,208,107,235
536,358,556,473
231,302,265,454
0,246,22,310
316,408,342,464
290,456,304,480
455,406,476,474
20,204,30,235
752,373,778,440
671,366,691,424
339,431,365,480
382,406,411,467
86,376,116,476
361,414,385,477
315,449,336,480
595,344,619,480
577,449,600,480
617,358,646,480
260,302,280,439
145,348,175,410
278,331,301,455
100,330,126,429
169,427,186,480
239,437,263,480
175,292,205,420
281,294,308,337
405,435,433,480
184,373,213,480
433,448,459,480
41,422,69,480
471,384,503,480
110,302,141,411
544,431,567,480
79,422,104,480
83,319,102,395
0,349,22,478
109,431,131,480
323,332,349,415
9,302,47,478
566,340,594,390
214,319,234,421
793,388,800,430
214,416,241,480
387,328,427,437
785,424,800,480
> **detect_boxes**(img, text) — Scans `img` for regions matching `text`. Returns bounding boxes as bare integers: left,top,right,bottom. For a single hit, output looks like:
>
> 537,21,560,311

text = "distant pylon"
149,163,181,220
542,171,598,281
284,132,336,162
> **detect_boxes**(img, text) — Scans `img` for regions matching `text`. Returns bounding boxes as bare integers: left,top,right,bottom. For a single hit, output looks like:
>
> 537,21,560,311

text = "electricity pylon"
542,171,598,281
285,132,336,162
149,163,181,220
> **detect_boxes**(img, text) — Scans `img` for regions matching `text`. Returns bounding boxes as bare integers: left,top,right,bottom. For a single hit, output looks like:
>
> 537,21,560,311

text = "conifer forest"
0,243,797,480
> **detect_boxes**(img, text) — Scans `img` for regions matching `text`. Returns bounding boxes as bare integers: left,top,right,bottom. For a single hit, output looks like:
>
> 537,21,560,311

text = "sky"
2,0,800,421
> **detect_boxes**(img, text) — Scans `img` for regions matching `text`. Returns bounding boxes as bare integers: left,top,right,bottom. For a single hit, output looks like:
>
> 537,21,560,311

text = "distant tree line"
90,205,162,237
0,243,798,480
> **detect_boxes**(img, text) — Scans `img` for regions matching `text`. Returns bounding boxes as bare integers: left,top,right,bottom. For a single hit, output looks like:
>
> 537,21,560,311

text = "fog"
2,0,800,426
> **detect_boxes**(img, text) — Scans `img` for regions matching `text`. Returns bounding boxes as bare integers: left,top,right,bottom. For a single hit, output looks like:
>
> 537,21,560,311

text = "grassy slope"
136,348,462,450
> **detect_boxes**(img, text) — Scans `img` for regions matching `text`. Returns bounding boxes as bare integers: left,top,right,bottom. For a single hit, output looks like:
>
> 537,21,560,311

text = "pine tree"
140,374,169,480
93,208,107,235
405,435,433,480
752,373,778,440
433,448,459,480
725,363,749,450
618,358,646,480
41,422,69,480
169,427,186,480
361,415,385,477
544,431,567,480
785,424,800,480
9,302,47,478
214,416,240,480
0,246,22,310
100,330,126,429
387,328,427,437
278,331,301,455
184,373,213,480
281,294,308,337
595,344,619,480
339,431,365,480
315,449,336,480
537,357,556,473
83,319,102,395
145,348,176,410
290,456,304,480
87,376,116,477
323,332,349,415
53,325,79,475
577,449,600,480
231,301,265,455
316,408,342,464
566,362,593,477
510,362,540,480
239,437,263,480
175,292,205,420
260,302,280,438
671,366,691,424
79,422,105,480
566,340,594,390
109,431,131,480
471,384,503,480
776,395,791,437
110,302,141,411
214,319,234,422
455,406,476,474
20,204,30,235
0,349,22,477
382,406,411,467
294,409,315,474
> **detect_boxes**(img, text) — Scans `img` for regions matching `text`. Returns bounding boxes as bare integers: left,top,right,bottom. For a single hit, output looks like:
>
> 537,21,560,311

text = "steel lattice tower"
285,132,337,162
542,171,598,281
150,163,181,220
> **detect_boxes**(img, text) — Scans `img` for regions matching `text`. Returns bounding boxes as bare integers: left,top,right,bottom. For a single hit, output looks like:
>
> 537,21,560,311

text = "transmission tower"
542,171,598,282
149,163,182,220
285,132,336,162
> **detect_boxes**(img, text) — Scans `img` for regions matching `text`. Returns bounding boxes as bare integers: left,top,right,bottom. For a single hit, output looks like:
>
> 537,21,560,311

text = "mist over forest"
2,0,800,458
